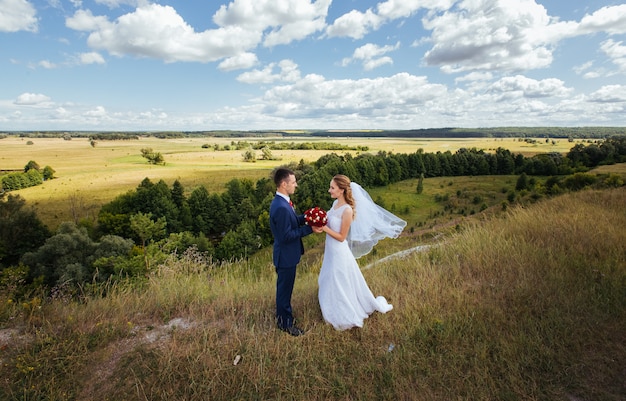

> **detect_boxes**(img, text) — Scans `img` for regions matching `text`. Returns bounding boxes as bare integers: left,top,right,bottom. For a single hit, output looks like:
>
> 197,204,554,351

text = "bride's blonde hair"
332,174,356,218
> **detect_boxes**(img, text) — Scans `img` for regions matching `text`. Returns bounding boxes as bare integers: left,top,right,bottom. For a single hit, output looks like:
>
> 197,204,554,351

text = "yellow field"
0,135,578,228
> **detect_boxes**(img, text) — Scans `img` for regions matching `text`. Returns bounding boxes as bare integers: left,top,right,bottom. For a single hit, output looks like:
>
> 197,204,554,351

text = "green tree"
260,147,276,160
22,222,95,285
0,194,51,269
242,150,256,162
416,173,424,194
171,180,192,232
516,173,529,191
216,220,261,260
140,148,165,165
42,165,55,180
130,212,166,271
24,160,40,172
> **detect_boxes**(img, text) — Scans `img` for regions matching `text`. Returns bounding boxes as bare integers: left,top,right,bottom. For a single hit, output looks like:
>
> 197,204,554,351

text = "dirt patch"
76,317,197,400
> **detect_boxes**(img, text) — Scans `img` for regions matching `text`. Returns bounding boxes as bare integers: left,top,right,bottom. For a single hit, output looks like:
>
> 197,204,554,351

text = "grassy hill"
1,186,624,400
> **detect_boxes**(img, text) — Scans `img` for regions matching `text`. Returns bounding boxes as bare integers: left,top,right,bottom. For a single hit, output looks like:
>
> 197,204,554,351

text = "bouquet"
304,207,328,227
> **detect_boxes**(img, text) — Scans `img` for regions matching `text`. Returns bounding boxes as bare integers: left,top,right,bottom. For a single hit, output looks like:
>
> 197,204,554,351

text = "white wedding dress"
318,202,393,331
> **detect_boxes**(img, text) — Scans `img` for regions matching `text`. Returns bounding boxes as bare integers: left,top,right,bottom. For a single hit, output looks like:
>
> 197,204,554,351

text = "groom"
269,168,319,336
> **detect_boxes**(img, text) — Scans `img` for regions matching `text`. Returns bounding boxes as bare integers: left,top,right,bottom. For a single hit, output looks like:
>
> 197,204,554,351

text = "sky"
1,0,626,132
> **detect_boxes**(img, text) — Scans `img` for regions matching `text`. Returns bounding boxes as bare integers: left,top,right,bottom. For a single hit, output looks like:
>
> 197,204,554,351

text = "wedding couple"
269,168,406,336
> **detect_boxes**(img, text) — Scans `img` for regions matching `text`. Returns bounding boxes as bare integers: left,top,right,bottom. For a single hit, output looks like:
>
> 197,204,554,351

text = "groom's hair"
273,167,294,187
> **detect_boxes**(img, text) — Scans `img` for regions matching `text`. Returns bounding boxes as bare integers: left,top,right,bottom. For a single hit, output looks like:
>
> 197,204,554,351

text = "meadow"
0,185,623,400
0,134,624,400
1,135,576,229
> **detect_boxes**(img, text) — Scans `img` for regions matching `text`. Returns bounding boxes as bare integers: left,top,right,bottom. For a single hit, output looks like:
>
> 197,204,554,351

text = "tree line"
1,137,625,294
0,161,55,191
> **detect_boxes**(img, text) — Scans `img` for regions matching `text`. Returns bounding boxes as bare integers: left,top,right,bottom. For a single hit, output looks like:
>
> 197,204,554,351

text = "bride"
317,174,407,331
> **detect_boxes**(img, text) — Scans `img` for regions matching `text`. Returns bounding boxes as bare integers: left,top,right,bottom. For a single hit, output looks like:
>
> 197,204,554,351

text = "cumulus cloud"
95,0,145,8
84,105,108,117
455,72,493,84
376,0,453,20
588,85,626,103
325,0,453,39
65,1,332,64
0,0,38,32
14,93,52,106
342,42,400,70
420,1,626,75
218,52,258,71
213,0,331,47
488,75,572,100
326,9,382,39
79,52,106,64
422,0,563,73
66,4,261,62
256,72,448,119
578,4,626,35
237,59,301,84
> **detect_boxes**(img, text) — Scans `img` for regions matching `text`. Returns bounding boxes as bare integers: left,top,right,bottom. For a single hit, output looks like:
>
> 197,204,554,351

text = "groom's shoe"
281,325,305,337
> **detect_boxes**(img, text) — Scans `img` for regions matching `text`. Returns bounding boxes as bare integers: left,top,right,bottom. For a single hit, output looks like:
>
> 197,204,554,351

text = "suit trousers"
275,265,297,329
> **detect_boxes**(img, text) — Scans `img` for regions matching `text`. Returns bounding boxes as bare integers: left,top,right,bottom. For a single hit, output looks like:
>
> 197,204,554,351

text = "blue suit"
270,195,313,329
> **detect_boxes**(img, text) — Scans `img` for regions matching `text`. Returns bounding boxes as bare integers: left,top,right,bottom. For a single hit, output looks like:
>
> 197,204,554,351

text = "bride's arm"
322,207,352,242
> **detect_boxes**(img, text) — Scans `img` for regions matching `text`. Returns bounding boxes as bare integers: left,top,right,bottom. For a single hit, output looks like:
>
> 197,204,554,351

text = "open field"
0,135,592,229
1,187,624,400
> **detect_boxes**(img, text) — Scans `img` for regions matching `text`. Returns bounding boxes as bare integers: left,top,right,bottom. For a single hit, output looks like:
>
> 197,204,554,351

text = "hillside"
0,187,625,400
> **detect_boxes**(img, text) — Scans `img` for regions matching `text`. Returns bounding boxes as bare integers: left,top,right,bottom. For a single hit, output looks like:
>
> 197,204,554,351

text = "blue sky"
1,0,626,131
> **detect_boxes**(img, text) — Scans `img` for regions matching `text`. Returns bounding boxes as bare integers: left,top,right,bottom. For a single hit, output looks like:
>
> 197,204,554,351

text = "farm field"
0,135,581,229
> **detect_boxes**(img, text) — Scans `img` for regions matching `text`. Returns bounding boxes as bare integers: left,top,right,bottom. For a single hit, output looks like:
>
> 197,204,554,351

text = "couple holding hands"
270,168,406,336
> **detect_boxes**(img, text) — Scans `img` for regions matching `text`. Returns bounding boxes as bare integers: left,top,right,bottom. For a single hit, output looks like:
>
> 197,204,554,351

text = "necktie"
289,200,294,209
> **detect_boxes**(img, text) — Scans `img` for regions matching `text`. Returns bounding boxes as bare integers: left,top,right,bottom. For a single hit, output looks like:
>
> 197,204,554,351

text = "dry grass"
1,187,624,400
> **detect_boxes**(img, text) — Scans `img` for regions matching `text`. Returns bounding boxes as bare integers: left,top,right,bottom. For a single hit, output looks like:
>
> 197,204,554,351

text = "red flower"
304,207,328,227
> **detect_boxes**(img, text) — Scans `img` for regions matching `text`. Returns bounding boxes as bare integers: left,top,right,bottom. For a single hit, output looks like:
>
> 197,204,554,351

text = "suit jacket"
269,195,313,268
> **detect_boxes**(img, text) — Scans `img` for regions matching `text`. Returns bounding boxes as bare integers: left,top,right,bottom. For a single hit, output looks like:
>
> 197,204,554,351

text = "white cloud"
600,39,626,74
0,0,38,32
353,42,400,60
326,9,381,39
578,4,626,35
573,61,594,75
14,93,52,106
588,85,626,103
376,0,452,20
421,2,626,75
342,42,400,70
488,75,572,99
363,56,393,71
39,60,56,69
84,105,108,117
95,0,145,8
237,59,301,84
65,9,111,31
256,72,448,119
218,52,258,71
455,72,493,84
79,52,106,64
423,0,561,73
325,0,453,39
55,107,69,116
67,4,261,62
213,0,331,47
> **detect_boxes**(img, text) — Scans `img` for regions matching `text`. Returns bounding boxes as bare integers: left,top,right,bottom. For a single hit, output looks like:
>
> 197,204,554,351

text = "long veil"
347,182,407,259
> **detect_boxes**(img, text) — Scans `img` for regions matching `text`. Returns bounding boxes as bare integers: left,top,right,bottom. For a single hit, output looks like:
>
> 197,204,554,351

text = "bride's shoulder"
340,203,353,215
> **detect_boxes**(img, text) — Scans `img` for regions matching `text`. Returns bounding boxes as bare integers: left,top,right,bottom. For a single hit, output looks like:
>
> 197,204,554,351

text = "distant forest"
2,126,625,140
